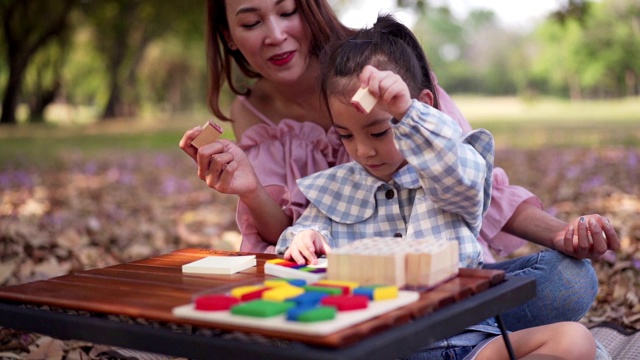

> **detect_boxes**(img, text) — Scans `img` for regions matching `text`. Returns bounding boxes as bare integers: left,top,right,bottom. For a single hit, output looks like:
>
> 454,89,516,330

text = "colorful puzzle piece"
286,306,337,322
321,294,369,311
264,258,327,282
194,295,240,311
231,299,295,318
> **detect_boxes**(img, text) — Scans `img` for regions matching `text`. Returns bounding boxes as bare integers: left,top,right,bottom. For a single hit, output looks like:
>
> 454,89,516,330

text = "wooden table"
0,248,535,360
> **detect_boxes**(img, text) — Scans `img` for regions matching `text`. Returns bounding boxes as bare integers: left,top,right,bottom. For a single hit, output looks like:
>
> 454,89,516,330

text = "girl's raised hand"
359,65,413,120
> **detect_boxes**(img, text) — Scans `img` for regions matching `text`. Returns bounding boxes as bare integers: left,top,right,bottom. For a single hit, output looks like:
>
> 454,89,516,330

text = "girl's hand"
194,139,261,198
284,230,332,265
359,65,413,120
555,214,620,259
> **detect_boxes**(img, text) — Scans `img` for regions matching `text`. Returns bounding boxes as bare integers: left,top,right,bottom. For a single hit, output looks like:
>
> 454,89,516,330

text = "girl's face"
330,97,407,182
225,0,312,84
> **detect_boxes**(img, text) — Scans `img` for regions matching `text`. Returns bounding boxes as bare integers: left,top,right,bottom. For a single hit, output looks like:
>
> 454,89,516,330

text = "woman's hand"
195,139,261,198
284,230,332,265
554,214,620,259
178,125,203,162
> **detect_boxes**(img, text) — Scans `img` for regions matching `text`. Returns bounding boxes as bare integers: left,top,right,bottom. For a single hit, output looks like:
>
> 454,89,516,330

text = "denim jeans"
403,250,598,359
482,249,598,331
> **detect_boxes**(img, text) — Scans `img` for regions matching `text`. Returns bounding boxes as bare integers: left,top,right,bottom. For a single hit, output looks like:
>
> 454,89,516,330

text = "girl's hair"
206,0,354,121
320,14,439,115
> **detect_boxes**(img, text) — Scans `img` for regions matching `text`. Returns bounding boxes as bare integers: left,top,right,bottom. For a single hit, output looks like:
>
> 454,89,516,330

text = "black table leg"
495,314,516,360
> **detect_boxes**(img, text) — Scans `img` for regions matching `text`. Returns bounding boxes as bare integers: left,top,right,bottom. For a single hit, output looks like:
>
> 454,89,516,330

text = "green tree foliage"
411,4,523,95
78,0,204,120
532,0,640,99
1,0,638,126
0,0,74,125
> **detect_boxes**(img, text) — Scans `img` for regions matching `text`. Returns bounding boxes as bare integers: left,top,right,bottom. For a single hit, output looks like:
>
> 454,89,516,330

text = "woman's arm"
503,200,620,259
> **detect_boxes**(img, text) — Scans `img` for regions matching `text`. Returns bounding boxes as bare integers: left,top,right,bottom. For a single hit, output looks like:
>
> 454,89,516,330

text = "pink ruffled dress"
235,86,541,262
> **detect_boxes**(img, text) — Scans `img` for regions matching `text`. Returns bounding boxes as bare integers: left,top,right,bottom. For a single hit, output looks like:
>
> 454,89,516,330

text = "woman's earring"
228,42,237,50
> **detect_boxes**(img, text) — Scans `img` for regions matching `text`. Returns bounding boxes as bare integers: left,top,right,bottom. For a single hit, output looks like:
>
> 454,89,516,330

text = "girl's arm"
393,100,494,231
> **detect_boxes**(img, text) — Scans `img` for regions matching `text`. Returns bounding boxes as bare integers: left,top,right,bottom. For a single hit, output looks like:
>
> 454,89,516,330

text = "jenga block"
190,120,223,149
350,87,377,114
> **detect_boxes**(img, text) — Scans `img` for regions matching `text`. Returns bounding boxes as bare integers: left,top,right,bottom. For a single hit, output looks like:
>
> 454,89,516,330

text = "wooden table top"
0,248,507,348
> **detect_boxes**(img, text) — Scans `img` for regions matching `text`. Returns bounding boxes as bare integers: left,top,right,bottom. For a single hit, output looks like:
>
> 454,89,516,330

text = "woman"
179,0,619,334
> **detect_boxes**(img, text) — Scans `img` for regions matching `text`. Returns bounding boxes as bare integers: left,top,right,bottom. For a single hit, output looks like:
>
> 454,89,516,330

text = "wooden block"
351,87,377,114
190,120,223,149
182,255,256,275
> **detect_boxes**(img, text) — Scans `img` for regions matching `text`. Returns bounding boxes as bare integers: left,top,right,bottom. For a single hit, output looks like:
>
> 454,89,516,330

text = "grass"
461,95,640,149
1,95,639,167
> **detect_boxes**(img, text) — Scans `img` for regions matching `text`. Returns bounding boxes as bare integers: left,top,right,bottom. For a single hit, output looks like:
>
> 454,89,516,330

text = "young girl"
276,15,596,360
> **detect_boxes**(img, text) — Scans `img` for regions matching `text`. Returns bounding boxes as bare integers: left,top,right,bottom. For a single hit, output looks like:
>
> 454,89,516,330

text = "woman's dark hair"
206,0,354,121
320,14,439,115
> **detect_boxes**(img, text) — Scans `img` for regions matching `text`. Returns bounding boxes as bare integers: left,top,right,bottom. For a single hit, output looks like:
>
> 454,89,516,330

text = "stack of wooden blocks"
327,237,459,288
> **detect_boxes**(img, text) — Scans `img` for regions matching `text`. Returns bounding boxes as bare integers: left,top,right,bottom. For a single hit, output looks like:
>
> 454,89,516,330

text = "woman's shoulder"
229,96,268,140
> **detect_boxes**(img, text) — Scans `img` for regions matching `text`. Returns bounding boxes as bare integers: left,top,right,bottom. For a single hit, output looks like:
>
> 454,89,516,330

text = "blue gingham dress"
276,100,494,269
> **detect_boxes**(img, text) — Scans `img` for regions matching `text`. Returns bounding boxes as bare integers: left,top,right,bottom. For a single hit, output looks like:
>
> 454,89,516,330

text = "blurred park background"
1,0,640,357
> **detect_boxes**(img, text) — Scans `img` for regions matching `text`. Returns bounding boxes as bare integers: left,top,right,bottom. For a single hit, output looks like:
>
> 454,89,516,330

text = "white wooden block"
191,120,223,149
350,87,377,114
182,255,256,275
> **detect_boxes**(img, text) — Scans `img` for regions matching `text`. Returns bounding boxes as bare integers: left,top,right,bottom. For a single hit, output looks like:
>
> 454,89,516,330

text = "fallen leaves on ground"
0,146,639,358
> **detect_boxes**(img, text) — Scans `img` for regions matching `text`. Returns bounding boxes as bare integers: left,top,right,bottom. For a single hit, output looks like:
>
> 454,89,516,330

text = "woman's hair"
320,14,439,116
206,0,354,121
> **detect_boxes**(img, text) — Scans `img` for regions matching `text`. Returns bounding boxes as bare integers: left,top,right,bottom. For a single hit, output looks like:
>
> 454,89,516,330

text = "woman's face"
225,0,312,84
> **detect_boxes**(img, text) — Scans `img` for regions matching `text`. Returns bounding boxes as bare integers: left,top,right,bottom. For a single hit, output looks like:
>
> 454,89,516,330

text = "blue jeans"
483,249,598,331
402,250,598,359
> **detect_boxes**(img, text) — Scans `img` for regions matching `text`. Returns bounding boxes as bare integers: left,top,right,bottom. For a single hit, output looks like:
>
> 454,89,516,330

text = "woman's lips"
269,51,295,66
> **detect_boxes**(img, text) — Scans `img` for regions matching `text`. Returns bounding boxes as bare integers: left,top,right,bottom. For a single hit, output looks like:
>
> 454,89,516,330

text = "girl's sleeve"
435,83,542,261
275,202,334,254
392,100,494,235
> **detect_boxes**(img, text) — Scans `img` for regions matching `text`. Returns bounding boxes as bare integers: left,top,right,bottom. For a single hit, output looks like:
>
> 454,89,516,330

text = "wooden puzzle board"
172,290,419,336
